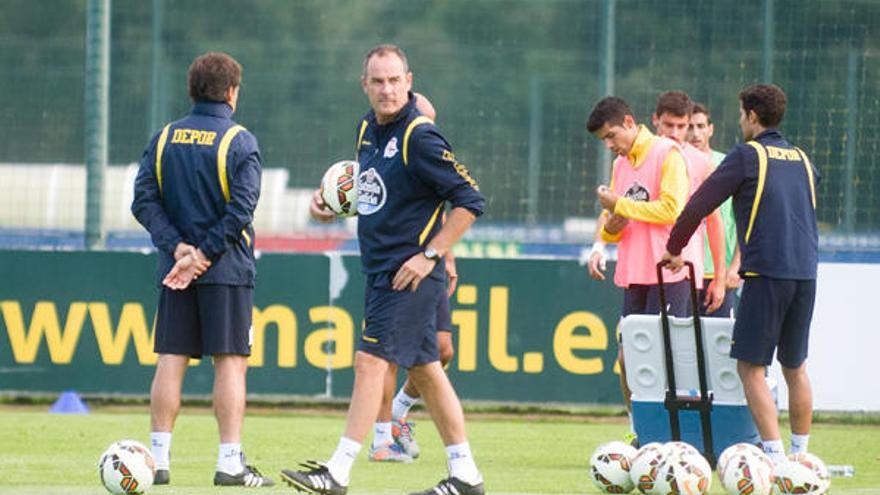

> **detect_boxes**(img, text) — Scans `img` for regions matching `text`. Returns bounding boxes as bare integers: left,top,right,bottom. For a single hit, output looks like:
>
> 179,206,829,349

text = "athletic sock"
150,432,172,470
762,438,786,464
326,436,360,486
790,433,810,454
627,411,636,434
217,443,244,475
446,442,482,486
391,389,419,421
216,443,244,474
372,422,392,449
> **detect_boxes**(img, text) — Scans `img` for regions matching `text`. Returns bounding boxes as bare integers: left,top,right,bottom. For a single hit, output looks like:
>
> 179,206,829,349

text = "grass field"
0,405,878,494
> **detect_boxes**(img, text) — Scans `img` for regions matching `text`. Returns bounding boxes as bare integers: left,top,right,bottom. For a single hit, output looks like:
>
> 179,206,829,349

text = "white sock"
762,439,786,464
790,433,810,454
627,411,635,433
392,389,419,421
216,443,244,475
445,442,482,485
150,432,172,470
372,422,393,449
326,437,360,486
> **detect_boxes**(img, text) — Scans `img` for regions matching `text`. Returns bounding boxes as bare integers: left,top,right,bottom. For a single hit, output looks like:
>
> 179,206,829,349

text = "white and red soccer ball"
320,160,359,217
98,440,155,494
589,441,638,493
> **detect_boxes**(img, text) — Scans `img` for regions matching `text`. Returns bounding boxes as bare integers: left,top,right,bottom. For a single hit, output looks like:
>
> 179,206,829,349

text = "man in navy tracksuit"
282,44,485,495
663,84,819,463
132,52,273,487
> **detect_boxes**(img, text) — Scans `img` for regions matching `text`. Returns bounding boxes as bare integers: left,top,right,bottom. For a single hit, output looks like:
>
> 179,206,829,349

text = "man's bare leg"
783,363,813,454
150,354,189,473
738,360,786,462
408,361,481,485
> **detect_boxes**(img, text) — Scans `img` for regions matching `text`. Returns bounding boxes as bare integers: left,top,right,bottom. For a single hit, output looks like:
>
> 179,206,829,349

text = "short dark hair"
739,84,787,127
655,90,692,118
188,52,242,103
586,96,633,133
692,102,711,121
363,44,409,76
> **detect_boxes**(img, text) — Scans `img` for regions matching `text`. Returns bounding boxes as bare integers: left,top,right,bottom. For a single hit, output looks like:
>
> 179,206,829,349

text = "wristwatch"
423,247,441,262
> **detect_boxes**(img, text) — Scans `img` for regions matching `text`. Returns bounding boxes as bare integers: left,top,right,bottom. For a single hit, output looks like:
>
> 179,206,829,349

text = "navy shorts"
360,271,444,369
436,291,452,333
731,277,816,368
154,284,253,358
622,280,692,317
699,279,737,318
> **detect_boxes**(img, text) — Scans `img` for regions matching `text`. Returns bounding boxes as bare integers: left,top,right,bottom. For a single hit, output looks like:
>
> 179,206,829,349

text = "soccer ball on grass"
652,450,712,495
719,450,774,495
589,440,638,493
98,440,155,494
628,442,666,494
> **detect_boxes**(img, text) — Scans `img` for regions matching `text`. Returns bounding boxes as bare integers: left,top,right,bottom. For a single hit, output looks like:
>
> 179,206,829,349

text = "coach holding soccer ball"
282,44,486,495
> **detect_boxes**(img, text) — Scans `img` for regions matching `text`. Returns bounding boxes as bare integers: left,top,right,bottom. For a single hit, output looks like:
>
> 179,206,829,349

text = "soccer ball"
652,450,712,495
98,440,155,494
662,441,701,458
772,458,826,494
320,160,359,217
786,452,830,494
629,442,666,494
719,451,774,495
589,441,638,493
717,442,765,475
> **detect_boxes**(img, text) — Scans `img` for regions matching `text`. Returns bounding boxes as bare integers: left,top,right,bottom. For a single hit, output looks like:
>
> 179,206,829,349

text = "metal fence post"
84,0,110,250
596,0,616,212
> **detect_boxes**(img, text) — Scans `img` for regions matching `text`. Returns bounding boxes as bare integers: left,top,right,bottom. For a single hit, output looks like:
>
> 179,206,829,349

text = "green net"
0,0,878,249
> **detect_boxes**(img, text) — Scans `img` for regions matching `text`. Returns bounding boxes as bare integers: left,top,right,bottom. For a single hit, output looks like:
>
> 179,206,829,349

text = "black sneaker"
280,461,347,495
153,469,170,485
213,463,275,487
408,477,485,495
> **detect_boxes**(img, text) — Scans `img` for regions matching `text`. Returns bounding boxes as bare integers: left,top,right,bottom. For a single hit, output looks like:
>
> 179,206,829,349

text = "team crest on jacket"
624,181,650,202
383,137,399,158
357,167,387,215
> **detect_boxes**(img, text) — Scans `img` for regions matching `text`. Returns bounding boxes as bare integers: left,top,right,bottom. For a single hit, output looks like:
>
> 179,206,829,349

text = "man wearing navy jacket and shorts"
281,45,485,495
663,84,819,464
132,52,273,487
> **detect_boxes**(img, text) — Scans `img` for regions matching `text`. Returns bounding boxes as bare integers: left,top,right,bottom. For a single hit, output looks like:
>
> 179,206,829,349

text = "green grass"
0,406,878,494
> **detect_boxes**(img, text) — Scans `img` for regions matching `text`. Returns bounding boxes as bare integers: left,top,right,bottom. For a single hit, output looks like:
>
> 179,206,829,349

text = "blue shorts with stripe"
731,277,816,368
359,268,445,369
154,285,253,358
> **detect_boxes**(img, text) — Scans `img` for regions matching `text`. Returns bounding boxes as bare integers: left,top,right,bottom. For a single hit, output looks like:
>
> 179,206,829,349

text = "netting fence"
1,0,878,253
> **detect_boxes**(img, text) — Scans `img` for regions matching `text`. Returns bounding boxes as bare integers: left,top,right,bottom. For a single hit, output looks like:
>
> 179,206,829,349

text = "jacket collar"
755,128,781,141
192,100,234,119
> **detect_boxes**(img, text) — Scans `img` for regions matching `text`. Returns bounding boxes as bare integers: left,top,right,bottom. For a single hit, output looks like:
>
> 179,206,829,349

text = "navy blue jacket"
132,101,261,286
354,94,484,276
667,129,819,280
